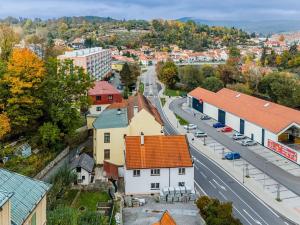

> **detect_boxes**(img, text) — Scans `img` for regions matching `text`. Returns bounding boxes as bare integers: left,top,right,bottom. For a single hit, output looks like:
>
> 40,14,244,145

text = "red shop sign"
268,140,297,162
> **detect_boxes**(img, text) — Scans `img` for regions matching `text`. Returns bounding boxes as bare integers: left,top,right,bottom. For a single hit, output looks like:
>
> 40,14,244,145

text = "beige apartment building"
58,47,112,80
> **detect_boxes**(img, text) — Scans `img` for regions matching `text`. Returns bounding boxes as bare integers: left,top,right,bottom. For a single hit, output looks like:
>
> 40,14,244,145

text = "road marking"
194,155,271,224
200,171,207,179
243,209,262,225
234,207,252,225
284,222,290,225
212,179,227,191
194,165,199,170
209,181,216,189
195,181,208,195
218,191,228,200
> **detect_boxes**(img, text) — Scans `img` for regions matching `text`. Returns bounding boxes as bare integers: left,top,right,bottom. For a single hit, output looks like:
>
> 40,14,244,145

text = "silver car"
194,130,207,137
183,124,197,130
232,133,246,140
241,139,257,146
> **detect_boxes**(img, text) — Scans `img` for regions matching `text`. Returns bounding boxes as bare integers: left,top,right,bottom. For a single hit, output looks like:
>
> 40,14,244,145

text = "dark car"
213,122,225,128
225,152,241,160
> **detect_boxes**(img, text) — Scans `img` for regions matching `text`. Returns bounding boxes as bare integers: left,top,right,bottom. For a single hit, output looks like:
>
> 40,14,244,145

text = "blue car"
213,122,225,128
225,152,241,160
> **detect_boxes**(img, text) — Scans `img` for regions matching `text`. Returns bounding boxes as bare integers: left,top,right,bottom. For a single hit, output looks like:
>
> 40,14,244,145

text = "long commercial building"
188,87,300,164
58,47,112,80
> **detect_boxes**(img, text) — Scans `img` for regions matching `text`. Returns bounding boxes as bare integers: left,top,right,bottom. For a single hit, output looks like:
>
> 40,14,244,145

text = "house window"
96,106,101,112
96,96,101,101
82,176,85,180
133,170,140,177
29,212,36,225
151,183,160,190
179,182,185,187
108,95,113,100
104,133,110,143
76,167,81,173
104,149,110,160
178,168,186,175
151,169,160,176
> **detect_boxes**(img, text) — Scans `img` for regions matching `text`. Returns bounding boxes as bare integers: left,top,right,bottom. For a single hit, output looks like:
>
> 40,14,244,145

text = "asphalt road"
170,98,300,197
142,66,295,225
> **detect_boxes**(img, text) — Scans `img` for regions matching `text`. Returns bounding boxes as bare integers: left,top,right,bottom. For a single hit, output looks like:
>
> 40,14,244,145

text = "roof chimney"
134,106,139,116
140,132,144,145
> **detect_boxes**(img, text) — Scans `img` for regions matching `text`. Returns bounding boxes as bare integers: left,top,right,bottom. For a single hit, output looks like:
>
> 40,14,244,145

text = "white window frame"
178,168,186,175
150,169,160,176
151,183,160,190
133,170,140,177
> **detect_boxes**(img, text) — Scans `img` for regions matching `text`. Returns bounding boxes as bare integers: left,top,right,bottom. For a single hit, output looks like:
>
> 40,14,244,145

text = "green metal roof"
0,169,51,225
93,108,128,129
0,191,13,208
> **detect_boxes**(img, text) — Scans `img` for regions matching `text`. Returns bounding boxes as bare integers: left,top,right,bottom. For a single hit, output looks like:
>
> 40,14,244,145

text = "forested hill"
0,16,250,51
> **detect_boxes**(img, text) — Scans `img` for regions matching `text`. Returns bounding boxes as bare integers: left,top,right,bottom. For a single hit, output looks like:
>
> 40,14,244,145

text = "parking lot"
183,106,300,205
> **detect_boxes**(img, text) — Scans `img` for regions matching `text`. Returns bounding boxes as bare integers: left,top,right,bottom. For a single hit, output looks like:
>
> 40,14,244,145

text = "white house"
188,87,300,164
71,153,95,185
124,134,194,195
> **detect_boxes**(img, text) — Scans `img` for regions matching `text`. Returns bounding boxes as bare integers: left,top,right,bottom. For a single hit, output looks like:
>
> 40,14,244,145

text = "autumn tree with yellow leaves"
1,48,45,135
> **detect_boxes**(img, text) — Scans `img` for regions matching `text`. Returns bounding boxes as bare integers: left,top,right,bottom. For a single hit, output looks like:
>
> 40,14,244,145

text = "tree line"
0,25,93,149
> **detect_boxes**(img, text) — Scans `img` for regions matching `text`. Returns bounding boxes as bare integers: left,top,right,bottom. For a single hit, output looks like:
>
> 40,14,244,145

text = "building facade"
124,135,194,195
188,87,300,164
93,94,164,166
58,47,112,80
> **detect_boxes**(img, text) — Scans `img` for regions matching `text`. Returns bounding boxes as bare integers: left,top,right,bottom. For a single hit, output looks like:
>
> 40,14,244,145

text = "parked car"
194,130,207,138
213,122,225,128
183,124,197,130
241,139,257,146
225,152,241,160
232,133,246,140
221,126,233,132
200,115,210,120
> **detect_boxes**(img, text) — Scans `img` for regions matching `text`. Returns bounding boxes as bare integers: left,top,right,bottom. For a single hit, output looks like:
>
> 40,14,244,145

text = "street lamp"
222,148,225,159
203,136,206,146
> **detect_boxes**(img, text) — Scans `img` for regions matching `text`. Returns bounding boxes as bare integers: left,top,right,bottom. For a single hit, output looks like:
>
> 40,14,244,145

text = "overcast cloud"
0,0,300,21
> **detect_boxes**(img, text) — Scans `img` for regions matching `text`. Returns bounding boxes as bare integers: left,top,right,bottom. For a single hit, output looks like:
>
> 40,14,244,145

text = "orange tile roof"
125,135,193,169
189,87,300,134
127,93,164,125
152,211,177,225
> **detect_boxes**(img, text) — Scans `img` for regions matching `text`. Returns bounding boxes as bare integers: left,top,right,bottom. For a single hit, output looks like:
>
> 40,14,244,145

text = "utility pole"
203,136,206,146
222,148,225,159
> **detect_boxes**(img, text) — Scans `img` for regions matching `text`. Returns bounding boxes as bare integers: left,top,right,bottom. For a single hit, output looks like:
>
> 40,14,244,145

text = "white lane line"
212,178,227,191
200,171,207,179
195,181,208,195
234,207,252,225
194,165,199,170
195,158,270,225
218,191,228,200
284,222,290,225
209,180,217,189
243,209,263,225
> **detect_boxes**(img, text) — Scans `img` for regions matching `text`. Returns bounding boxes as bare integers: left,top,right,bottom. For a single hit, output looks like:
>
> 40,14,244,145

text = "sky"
0,0,300,21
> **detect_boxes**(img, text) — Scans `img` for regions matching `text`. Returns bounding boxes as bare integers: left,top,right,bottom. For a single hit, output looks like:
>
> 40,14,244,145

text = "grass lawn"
175,114,189,125
164,88,186,97
73,191,110,211
160,97,166,106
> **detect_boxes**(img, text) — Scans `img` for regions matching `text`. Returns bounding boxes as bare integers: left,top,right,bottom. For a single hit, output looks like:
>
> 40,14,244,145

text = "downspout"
169,168,170,187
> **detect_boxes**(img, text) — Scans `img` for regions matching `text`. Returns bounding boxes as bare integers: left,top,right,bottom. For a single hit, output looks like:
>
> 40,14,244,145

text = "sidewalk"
159,93,300,224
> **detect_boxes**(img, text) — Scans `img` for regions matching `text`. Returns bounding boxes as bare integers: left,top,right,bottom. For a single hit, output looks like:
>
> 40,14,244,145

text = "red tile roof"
103,161,119,180
88,81,120,96
125,135,193,169
189,87,300,134
152,211,177,225
127,93,164,125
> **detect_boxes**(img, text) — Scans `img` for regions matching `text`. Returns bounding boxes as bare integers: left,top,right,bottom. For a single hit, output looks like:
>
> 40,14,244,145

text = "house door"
218,110,226,124
192,98,203,113
240,119,245,134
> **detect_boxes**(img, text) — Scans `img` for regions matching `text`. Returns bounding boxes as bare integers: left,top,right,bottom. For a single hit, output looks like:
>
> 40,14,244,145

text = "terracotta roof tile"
88,81,120,96
125,135,193,169
127,93,164,125
152,210,177,225
189,87,300,134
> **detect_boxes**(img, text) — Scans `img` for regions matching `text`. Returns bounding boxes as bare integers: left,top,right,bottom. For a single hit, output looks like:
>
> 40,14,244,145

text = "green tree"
39,122,61,148
179,65,204,90
39,59,93,135
200,64,217,78
227,83,253,95
120,63,140,89
202,77,224,92
0,25,19,61
158,61,179,88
